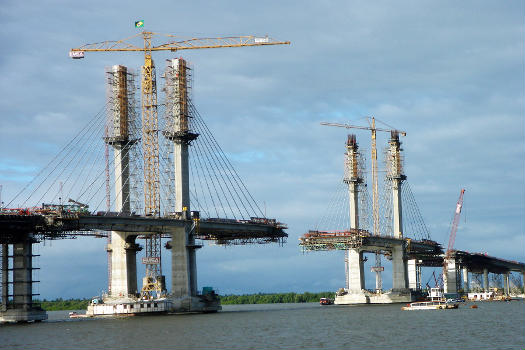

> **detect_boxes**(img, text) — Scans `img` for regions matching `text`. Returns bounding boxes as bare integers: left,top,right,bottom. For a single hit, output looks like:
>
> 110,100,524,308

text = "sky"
1,0,524,299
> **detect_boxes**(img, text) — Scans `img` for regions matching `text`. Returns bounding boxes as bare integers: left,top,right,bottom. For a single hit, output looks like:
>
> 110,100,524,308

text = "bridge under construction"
299,120,525,304
0,31,289,322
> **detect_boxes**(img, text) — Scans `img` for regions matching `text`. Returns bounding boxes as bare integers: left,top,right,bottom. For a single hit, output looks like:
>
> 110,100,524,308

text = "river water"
1,300,523,349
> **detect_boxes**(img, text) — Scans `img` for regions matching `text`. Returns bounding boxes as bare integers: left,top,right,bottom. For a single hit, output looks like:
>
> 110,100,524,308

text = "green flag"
135,20,144,28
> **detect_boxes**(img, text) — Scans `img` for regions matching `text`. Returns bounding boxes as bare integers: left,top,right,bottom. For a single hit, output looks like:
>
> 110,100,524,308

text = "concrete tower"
104,65,140,299
387,131,409,291
344,135,365,294
163,58,199,307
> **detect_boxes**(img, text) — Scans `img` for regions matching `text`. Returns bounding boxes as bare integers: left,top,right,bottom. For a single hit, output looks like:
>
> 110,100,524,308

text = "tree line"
34,292,335,310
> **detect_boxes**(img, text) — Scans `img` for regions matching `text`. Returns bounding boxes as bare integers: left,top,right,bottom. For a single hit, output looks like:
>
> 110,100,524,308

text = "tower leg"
391,245,408,291
347,249,365,292
108,232,139,299
171,225,200,311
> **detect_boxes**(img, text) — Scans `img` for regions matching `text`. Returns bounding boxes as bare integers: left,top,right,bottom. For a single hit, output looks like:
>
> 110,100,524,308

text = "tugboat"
320,297,334,305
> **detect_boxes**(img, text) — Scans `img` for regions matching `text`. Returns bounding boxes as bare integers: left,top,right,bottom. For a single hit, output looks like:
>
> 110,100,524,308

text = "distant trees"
34,292,335,310
219,292,335,305
35,298,90,311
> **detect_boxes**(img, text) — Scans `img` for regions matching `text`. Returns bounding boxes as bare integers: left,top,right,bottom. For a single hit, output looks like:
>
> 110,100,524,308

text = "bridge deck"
0,213,287,244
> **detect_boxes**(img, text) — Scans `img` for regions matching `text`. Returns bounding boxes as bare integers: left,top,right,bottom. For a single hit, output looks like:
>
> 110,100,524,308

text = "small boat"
68,311,88,318
402,301,459,310
320,298,334,305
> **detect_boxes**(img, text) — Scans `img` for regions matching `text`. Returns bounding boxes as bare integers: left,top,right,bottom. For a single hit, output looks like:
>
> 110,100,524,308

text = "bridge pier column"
1,244,7,312
108,232,139,299
503,272,510,296
407,259,421,290
483,268,489,292
391,245,408,291
443,258,458,294
171,225,198,310
462,266,469,293
0,238,46,323
347,249,365,292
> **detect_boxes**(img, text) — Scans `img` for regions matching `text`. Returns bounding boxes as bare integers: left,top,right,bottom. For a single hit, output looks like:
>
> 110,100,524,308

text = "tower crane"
70,31,290,297
321,117,406,292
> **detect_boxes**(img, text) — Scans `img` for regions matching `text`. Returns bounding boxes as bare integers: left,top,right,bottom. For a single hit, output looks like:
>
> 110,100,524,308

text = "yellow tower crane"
70,31,290,216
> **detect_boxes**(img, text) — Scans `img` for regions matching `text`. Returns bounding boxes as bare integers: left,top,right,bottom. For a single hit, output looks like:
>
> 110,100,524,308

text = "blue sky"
1,0,524,298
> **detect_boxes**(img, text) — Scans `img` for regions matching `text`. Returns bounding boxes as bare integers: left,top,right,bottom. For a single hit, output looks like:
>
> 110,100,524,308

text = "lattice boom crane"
446,188,465,257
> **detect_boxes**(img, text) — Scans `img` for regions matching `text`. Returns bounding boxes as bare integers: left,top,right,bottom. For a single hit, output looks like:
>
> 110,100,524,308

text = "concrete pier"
443,257,458,294
391,245,409,292
462,266,469,293
483,268,489,292
0,239,47,323
503,273,510,296
107,232,139,298
1,244,7,312
407,259,421,290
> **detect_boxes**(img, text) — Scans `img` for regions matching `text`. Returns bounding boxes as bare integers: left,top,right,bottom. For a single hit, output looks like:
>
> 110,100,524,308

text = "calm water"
0,301,524,349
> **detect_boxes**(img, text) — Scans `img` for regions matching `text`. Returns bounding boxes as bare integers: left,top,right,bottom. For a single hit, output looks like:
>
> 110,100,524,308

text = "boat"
320,298,334,305
402,301,459,310
402,287,459,310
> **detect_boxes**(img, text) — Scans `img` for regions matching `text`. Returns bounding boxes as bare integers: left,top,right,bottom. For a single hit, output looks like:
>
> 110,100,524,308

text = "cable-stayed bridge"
299,126,525,304
0,57,286,322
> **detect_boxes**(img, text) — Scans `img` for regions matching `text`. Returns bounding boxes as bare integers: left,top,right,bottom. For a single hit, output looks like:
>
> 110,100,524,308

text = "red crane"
446,189,466,257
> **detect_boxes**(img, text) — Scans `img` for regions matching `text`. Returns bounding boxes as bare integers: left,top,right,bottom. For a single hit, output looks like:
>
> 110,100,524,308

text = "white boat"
402,288,459,310
402,301,459,310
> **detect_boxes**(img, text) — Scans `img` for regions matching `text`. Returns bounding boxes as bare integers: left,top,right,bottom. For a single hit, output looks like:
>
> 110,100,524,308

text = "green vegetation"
34,292,335,310
35,298,90,311
219,292,335,305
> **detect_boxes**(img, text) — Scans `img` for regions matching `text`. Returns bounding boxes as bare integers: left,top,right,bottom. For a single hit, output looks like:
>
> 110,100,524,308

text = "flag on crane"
135,20,144,28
